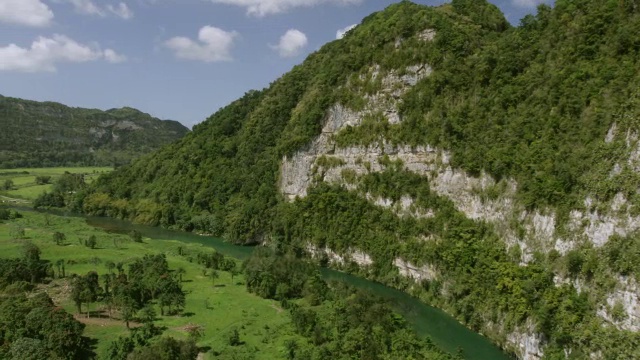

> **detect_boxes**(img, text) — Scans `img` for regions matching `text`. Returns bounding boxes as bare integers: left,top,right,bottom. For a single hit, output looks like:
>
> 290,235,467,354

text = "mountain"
80,0,640,358
0,95,189,168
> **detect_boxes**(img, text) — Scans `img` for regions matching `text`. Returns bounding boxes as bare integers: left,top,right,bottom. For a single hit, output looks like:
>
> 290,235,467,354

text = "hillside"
0,96,189,168
80,0,640,358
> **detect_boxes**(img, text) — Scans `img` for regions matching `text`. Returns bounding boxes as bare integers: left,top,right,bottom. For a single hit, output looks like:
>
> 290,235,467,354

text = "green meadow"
0,210,300,359
0,167,111,201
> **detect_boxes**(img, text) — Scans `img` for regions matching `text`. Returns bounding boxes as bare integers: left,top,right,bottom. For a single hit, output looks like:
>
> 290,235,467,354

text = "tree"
22,242,44,284
116,293,136,329
208,269,219,287
8,337,49,360
130,230,143,243
35,175,51,185
230,267,240,284
176,267,186,283
53,231,66,246
55,259,65,279
106,260,116,275
71,271,101,317
10,225,25,240
227,328,241,346
138,306,157,325
3,179,13,190
185,324,205,342
85,235,97,249
127,337,198,360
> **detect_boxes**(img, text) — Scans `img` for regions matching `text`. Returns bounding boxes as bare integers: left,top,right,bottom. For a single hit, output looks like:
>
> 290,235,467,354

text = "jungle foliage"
0,96,189,168
242,248,457,360
72,0,640,357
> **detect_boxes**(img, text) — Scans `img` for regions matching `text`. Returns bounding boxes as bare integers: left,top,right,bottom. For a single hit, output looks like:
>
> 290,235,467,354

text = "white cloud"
61,0,134,19
271,29,308,58
0,0,54,27
0,35,125,72
512,0,548,8
107,3,134,19
211,0,362,17
336,24,356,39
104,49,127,63
165,26,238,62
67,0,105,16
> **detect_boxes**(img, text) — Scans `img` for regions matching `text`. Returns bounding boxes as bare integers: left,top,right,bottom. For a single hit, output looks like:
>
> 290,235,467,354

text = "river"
11,207,513,359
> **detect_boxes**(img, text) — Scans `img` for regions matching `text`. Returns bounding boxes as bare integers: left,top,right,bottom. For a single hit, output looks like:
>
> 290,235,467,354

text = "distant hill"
0,95,189,168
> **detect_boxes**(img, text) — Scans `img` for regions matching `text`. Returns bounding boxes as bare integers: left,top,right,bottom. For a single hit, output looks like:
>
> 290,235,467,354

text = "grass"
0,167,112,201
0,210,299,359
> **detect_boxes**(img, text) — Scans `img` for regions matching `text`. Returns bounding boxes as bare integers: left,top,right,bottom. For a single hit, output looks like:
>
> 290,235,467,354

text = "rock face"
507,322,545,360
597,276,640,332
394,258,438,282
279,62,640,358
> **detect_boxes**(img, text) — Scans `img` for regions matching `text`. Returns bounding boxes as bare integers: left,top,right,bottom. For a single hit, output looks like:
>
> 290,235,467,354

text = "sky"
0,0,552,128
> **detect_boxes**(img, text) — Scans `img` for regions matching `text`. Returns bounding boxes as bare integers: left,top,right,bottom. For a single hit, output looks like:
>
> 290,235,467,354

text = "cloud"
67,0,105,16
336,24,356,39
107,3,134,19
512,0,548,8
165,26,238,62
0,35,125,72
0,0,54,27
62,0,134,19
271,29,308,58
211,0,362,17
104,49,127,63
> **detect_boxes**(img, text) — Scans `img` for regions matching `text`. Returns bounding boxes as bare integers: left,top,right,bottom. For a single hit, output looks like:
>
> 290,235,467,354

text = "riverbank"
2,206,512,359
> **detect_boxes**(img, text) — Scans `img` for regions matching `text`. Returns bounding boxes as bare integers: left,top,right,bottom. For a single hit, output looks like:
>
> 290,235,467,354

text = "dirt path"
270,303,283,313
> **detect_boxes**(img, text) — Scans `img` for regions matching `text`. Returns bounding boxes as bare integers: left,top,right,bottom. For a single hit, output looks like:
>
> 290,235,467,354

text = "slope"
81,0,640,358
0,95,189,168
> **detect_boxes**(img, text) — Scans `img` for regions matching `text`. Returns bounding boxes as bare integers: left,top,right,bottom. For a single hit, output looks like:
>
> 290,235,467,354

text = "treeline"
242,248,457,360
71,254,185,326
34,172,88,210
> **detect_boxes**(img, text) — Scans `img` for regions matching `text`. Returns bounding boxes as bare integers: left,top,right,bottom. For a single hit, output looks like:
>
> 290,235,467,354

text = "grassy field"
0,210,299,359
0,167,111,201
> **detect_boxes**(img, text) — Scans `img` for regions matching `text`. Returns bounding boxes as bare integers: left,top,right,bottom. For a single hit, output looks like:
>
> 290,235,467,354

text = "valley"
2,0,640,359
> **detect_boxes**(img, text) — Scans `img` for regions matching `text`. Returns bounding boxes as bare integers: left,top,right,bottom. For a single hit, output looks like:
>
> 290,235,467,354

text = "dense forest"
0,96,189,168
48,0,640,358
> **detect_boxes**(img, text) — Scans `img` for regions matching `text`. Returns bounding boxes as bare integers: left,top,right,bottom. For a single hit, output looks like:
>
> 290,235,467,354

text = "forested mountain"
0,96,189,168
77,0,640,358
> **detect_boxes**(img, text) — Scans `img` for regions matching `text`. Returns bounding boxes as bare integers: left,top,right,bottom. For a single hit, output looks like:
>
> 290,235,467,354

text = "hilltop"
77,0,640,358
0,95,189,168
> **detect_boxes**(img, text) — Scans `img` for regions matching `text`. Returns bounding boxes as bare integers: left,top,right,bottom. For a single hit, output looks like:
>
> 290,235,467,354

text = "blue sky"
0,0,551,127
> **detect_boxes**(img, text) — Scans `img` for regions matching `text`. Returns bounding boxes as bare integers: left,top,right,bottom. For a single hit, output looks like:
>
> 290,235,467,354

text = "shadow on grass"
78,336,98,359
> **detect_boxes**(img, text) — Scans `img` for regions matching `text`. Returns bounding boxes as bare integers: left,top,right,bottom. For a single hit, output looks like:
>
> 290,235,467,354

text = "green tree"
3,179,13,190
52,231,66,246
85,235,97,249
208,269,219,287
176,267,186,283
130,230,143,243
227,328,241,346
